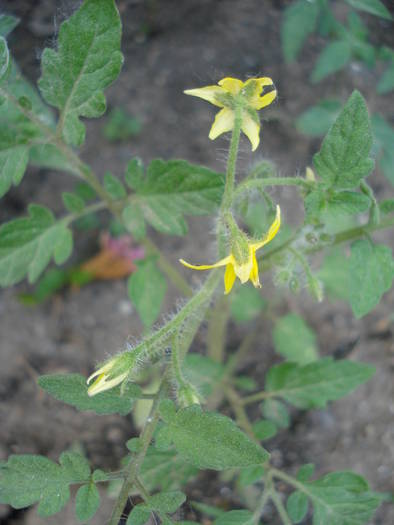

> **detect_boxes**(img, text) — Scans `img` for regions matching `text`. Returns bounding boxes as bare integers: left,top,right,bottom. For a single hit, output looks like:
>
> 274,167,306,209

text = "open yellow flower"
184,77,277,151
180,206,281,294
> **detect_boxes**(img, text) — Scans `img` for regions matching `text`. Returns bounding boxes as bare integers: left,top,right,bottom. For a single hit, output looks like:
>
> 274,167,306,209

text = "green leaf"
377,62,394,94
380,199,394,214
125,158,144,189
184,354,224,398
311,40,352,83
0,15,19,37
305,471,382,524
38,373,135,415
326,191,370,215
0,453,90,516
104,172,127,199
231,285,266,322
261,399,289,429
252,419,277,441
59,451,91,480
103,107,141,141
164,405,269,470
281,0,319,63
0,144,29,199
143,490,186,513
38,0,123,146
122,204,146,240
0,205,73,286
126,505,151,525
273,314,318,364
214,510,254,525
0,37,10,81
296,463,315,481
54,227,73,265
371,114,394,185
313,91,374,189
345,0,392,20
29,144,75,174
62,192,85,214
349,240,393,318
287,491,309,523
296,99,342,137
75,483,100,522
318,248,350,301
127,258,167,329
265,358,375,409
132,159,224,236
238,465,266,487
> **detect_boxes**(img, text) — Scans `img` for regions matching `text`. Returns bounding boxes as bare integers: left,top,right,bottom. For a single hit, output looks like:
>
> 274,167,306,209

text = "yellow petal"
184,86,225,107
249,250,261,288
241,111,260,151
209,107,235,140
218,77,244,94
254,77,274,88
179,255,232,271
87,371,128,397
252,205,281,251
233,247,253,284
255,89,277,110
224,263,236,294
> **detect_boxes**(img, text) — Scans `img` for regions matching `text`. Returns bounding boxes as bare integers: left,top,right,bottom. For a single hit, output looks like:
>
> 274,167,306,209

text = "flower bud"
87,351,136,396
177,383,201,408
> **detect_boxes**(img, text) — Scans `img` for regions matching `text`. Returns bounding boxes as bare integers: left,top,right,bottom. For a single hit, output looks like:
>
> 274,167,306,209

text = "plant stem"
225,386,256,440
252,473,273,524
108,375,168,525
235,176,312,198
270,488,292,525
220,107,243,215
241,390,275,406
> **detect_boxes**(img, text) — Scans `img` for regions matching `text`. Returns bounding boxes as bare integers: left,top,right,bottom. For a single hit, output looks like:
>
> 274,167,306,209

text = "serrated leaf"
287,491,309,523
0,205,72,286
75,483,100,522
261,399,289,428
281,0,319,63
104,172,127,199
296,99,342,137
265,358,375,409
349,240,393,318
304,471,382,524
133,159,224,236
125,158,144,189
230,285,266,323
0,144,29,198
29,143,76,174
273,314,318,364
311,40,352,83
0,37,10,81
62,192,85,213
0,15,19,37
326,191,370,215
0,453,90,516
38,0,123,146
38,373,134,415
214,510,254,525
165,406,269,470
345,0,392,20
59,451,91,480
313,91,374,189
127,258,167,329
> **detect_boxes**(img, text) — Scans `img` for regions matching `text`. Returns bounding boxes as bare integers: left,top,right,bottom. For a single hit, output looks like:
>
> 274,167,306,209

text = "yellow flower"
184,77,277,151
86,353,135,396
180,206,281,294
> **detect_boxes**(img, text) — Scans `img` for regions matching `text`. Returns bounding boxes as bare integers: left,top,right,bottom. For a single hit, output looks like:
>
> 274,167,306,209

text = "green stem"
241,390,275,406
220,107,243,215
252,473,273,524
225,386,256,440
235,176,312,199
270,488,292,525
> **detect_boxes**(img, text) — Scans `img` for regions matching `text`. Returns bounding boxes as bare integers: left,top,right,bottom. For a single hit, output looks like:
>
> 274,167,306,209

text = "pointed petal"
252,205,281,251
218,77,243,94
179,256,231,271
87,362,113,384
250,250,261,288
209,108,235,140
256,89,277,110
224,263,236,294
241,111,260,151
87,372,128,397
233,247,253,284
184,86,225,107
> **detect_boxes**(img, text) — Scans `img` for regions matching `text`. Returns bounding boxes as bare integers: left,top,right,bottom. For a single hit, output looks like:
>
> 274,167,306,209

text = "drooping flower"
184,77,277,151
86,352,136,396
180,206,281,294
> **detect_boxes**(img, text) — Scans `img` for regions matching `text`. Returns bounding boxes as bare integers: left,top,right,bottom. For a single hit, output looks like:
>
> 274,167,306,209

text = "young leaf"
122,204,146,240
286,490,309,523
214,510,254,525
304,471,382,524
252,419,277,441
164,405,269,470
104,172,127,200
143,490,186,513
38,0,123,146
126,506,151,525
230,285,266,323
273,314,318,364
127,258,167,329
281,0,319,63
131,159,224,236
345,0,392,20
0,205,73,286
75,483,100,522
311,40,352,83
296,99,342,137
313,91,374,189
265,358,375,409
0,453,90,516
62,192,85,214
296,463,315,482
348,240,393,318
38,373,135,415
0,37,10,81
261,399,290,429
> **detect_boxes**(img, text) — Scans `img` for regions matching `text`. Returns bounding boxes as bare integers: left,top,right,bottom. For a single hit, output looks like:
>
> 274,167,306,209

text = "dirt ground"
0,1,393,524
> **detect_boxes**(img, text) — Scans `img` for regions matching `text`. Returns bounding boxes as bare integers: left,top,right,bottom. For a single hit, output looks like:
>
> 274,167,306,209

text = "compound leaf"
38,0,123,146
